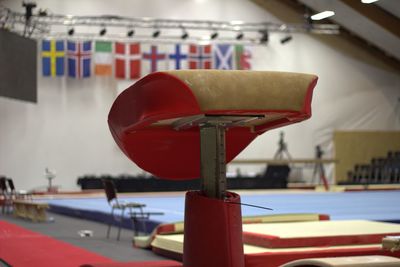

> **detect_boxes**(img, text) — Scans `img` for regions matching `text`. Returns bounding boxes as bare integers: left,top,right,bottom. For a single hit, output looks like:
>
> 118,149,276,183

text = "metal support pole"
200,125,227,199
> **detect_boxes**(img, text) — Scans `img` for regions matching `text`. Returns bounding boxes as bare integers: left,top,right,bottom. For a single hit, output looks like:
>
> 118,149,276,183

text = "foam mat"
150,220,400,267
243,220,400,248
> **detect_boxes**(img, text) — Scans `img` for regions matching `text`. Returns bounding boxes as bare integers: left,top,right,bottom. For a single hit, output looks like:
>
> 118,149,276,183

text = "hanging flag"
188,44,212,69
168,44,188,70
213,44,234,70
67,41,92,78
142,45,167,73
115,42,141,80
235,45,252,70
41,40,65,77
94,41,113,76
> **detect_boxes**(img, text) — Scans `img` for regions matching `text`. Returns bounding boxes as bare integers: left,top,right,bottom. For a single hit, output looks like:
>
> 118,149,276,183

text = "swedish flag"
42,40,65,76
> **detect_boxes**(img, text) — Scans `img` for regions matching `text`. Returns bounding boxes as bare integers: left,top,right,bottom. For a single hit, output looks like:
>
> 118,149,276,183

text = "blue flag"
41,40,65,76
67,41,92,78
213,44,233,70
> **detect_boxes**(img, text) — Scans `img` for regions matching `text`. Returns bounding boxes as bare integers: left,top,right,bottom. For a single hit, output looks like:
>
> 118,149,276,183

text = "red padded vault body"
108,70,317,179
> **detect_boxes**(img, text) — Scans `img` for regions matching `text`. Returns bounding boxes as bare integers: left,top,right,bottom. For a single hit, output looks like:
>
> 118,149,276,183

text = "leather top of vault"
108,70,318,180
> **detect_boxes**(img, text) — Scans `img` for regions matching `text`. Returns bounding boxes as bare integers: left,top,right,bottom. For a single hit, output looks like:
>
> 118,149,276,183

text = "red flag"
235,45,252,70
188,45,212,69
115,42,141,79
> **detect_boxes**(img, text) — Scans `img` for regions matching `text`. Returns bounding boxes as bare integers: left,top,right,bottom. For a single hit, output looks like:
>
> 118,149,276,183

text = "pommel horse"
108,70,317,267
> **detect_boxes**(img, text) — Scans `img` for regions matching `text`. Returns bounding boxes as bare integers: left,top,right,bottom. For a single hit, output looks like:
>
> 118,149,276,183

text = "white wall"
1,0,399,190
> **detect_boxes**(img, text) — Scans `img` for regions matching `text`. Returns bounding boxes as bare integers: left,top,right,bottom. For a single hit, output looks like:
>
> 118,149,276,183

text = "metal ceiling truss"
0,6,339,43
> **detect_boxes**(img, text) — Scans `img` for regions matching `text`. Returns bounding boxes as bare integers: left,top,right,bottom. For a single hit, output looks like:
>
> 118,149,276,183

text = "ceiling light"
99,28,106,36
361,0,379,3
152,30,161,38
181,31,189,40
236,32,244,40
68,28,74,36
210,32,218,40
127,29,134,37
311,11,335,21
38,9,47,16
259,30,269,44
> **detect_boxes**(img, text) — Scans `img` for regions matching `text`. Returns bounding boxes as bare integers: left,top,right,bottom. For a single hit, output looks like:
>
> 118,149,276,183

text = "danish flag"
115,42,141,79
188,45,212,69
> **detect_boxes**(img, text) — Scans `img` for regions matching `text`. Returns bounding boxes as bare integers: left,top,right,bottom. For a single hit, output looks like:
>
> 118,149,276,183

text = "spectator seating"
347,151,400,185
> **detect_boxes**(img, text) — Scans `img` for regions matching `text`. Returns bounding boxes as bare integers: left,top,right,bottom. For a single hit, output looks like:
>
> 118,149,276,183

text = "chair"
6,178,33,200
102,178,146,240
7,178,15,195
0,176,12,214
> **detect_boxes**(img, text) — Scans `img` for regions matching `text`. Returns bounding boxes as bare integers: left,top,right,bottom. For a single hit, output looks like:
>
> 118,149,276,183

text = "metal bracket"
172,114,264,131
200,125,227,199
173,114,264,199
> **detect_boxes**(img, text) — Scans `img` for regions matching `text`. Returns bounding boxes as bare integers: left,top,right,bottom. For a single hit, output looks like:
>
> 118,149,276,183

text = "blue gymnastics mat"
47,190,400,234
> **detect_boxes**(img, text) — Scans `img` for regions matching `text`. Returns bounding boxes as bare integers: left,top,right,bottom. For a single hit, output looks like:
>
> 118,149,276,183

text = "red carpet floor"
0,220,113,267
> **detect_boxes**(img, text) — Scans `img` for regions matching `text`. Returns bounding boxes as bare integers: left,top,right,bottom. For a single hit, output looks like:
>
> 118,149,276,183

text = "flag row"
41,40,253,79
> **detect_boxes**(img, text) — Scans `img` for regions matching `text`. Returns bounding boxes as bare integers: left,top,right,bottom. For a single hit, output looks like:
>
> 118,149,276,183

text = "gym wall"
0,0,399,190
334,131,400,183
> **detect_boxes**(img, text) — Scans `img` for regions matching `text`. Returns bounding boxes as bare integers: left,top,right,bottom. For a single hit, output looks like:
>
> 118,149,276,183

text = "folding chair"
7,178,16,199
0,177,12,214
7,178,32,200
102,178,146,240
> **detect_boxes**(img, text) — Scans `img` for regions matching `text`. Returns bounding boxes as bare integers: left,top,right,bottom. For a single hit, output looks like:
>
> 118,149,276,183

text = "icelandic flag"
142,45,167,73
235,45,252,70
115,42,141,80
67,41,92,78
213,44,233,70
168,44,188,70
41,40,65,77
188,45,212,69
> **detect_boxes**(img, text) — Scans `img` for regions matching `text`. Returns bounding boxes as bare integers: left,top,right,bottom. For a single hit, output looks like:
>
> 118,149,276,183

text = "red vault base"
183,190,245,267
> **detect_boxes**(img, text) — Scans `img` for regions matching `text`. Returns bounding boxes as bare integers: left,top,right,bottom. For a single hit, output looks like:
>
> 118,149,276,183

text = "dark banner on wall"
0,30,37,103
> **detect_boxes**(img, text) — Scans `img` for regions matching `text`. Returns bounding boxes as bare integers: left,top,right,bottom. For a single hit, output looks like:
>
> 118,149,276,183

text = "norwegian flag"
188,45,212,69
115,42,141,79
67,41,92,78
